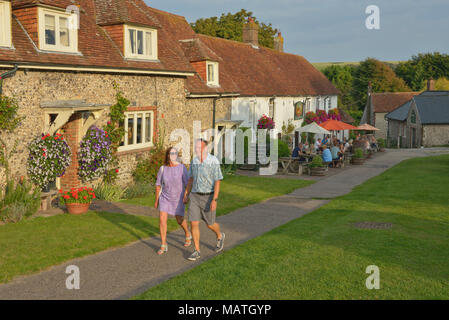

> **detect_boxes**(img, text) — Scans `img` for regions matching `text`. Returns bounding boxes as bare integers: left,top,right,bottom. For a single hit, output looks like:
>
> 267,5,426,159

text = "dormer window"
38,7,78,53
0,1,12,48
124,25,157,60
207,61,219,86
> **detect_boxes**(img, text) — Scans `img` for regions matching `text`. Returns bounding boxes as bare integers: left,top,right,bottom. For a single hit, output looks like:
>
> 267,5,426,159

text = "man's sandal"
157,244,168,255
184,236,192,247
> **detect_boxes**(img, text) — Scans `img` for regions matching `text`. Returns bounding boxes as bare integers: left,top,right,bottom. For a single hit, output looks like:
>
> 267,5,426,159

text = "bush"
377,138,386,148
353,148,364,159
277,139,290,157
124,182,155,199
0,179,41,223
133,147,165,184
221,158,237,177
94,183,126,202
309,156,325,168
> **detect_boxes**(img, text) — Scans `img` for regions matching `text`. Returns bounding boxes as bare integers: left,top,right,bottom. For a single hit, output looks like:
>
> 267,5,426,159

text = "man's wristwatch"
213,198,218,201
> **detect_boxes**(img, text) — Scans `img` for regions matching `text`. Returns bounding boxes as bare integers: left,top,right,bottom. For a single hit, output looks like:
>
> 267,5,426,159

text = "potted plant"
352,148,365,165
309,155,328,176
59,187,96,215
377,138,386,152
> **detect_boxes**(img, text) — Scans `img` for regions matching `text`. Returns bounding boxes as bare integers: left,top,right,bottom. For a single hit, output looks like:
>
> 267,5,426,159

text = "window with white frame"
206,61,219,86
38,7,78,53
119,111,154,151
124,25,158,60
0,1,12,47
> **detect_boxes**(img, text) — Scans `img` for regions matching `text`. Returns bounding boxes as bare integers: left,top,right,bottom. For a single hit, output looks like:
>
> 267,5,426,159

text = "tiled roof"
386,91,449,124
147,6,239,95
148,7,338,97
371,92,420,113
179,38,221,63
340,109,355,123
197,34,339,96
94,0,160,28
12,0,73,9
1,0,194,73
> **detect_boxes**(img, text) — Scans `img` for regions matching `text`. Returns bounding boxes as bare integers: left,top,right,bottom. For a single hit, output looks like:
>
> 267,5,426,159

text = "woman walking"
155,147,191,255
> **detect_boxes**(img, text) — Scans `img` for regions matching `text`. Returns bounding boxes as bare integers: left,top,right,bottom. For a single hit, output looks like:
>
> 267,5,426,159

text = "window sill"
38,48,82,56
117,145,153,156
124,57,160,63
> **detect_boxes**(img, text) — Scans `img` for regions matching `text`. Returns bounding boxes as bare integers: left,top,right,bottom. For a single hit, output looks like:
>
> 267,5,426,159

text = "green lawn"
121,175,314,217
0,176,312,284
0,212,179,284
135,155,449,300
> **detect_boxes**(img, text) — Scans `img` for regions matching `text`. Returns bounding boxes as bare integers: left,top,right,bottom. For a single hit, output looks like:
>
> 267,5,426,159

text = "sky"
144,0,449,63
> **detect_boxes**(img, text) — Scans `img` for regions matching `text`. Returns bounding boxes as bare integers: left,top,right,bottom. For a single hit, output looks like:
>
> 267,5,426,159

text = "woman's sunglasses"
170,151,178,155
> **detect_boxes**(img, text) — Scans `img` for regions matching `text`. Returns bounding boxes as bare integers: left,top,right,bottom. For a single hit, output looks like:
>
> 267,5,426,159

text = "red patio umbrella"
319,119,357,131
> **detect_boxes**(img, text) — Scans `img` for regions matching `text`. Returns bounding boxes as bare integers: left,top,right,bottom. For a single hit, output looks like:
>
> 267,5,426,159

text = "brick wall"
13,7,38,44
60,113,82,190
102,24,125,55
191,61,207,82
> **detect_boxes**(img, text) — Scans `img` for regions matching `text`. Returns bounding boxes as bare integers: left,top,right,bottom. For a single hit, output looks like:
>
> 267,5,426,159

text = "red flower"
83,196,87,200
115,169,119,173
64,195,70,199
92,194,96,199
58,189,63,193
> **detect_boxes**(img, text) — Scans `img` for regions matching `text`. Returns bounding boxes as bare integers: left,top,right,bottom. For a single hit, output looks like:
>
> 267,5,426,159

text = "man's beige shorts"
188,192,216,226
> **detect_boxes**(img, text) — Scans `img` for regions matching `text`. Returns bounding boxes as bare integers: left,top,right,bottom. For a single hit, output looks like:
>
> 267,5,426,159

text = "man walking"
184,138,225,261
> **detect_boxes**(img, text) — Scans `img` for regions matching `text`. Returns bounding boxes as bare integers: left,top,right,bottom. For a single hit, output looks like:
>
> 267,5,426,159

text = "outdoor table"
279,157,300,174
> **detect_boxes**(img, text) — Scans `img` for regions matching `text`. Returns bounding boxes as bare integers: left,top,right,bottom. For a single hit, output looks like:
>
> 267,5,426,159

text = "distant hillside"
312,61,403,72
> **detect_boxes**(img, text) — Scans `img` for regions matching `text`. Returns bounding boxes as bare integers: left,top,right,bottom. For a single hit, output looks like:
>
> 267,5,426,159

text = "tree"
322,65,357,110
190,9,278,49
395,52,449,91
352,58,411,110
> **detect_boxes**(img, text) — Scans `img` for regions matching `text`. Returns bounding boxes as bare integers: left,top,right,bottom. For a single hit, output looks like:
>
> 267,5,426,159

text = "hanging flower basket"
257,115,275,130
27,133,71,190
78,126,112,182
59,187,96,215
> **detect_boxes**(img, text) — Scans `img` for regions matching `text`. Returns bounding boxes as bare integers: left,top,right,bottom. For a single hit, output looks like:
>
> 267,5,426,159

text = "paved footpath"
0,148,447,300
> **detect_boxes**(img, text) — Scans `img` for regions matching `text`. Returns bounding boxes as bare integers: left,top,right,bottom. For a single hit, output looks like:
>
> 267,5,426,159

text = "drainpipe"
0,64,19,95
212,96,218,130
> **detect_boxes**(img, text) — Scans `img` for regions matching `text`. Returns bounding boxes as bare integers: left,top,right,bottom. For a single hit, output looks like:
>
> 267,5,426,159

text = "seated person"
292,143,306,161
292,143,303,158
321,136,329,146
331,144,343,167
314,138,322,152
322,145,332,165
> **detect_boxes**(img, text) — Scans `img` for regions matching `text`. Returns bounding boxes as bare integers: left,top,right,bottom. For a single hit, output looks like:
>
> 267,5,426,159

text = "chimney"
427,78,435,91
274,32,284,52
242,17,259,47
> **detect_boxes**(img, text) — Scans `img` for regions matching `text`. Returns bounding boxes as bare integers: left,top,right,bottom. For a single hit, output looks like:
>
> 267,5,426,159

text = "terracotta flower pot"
66,202,91,215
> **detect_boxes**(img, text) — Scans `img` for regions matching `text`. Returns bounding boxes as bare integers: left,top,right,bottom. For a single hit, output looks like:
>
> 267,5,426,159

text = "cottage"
385,91,449,148
0,0,340,192
361,84,420,139
0,0,228,190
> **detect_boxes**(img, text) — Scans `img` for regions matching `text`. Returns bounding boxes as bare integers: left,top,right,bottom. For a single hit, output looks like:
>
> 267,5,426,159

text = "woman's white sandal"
157,244,168,255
